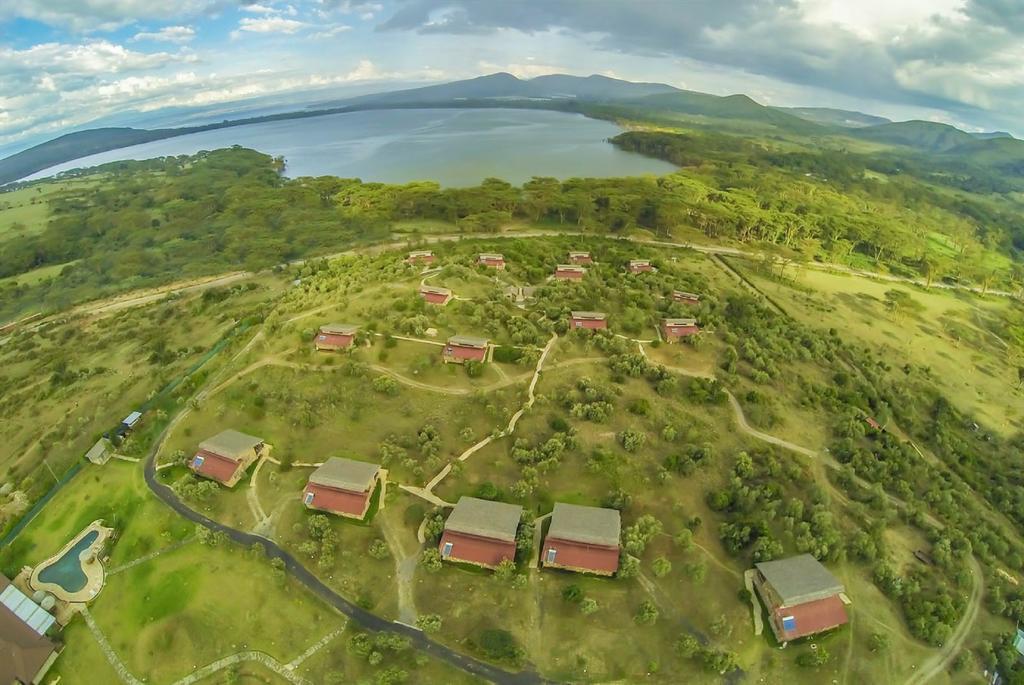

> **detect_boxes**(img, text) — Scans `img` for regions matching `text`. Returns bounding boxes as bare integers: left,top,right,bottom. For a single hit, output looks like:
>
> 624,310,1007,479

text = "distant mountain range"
775,106,892,128
0,72,1019,187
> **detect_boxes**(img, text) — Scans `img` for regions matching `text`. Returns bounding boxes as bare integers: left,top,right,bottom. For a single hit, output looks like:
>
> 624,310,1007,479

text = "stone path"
107,536,196,576
84,603,341,685
380,511,419,625
403,334,558,509
81,607,144,685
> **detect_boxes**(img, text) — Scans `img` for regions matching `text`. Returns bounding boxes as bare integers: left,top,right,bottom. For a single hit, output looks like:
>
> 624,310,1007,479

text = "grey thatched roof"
309,457,379,492
320,323,359,335
445,496,522,542
420,285,452,295
570,311,606,320
546,503,620,547
448,335,489,348
755,554,844,606
199,429,263,461
663,317,697,326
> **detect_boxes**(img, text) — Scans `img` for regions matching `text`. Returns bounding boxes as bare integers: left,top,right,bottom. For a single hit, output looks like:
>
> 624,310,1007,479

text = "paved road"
142,428,549,685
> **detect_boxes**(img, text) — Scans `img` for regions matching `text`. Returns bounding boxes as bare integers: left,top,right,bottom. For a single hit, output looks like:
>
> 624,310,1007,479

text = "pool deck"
30,519,114,604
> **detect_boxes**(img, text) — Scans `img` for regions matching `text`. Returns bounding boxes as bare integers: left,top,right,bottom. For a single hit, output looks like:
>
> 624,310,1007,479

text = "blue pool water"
37,529,99,592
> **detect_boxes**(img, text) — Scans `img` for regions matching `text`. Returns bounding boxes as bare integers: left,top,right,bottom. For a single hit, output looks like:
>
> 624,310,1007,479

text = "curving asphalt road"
142,439,550,685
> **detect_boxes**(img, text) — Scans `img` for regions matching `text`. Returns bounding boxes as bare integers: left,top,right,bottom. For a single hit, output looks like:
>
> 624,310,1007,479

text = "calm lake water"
26,108,676,187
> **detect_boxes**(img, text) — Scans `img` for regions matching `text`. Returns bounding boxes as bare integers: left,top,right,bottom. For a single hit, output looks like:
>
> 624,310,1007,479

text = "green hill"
776,106,891,128
627,91,825,134
850,120,976,152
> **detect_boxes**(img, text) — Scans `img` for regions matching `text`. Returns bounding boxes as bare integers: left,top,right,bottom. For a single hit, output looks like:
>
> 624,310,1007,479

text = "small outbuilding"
315,323,358,351
439,496,523,569
477,253,506,269
554,264,586,280
541,503,621,575
661,317,700,342
569,311,608,331
85,438,113,466
121,411,143,430
420,285,453,306
406,250,435,264
189,429,266,488
752,554,849,643
568,251,593,265
672,290,701,306
0,574,61,685
303,457,381,520
628,259,655,274
443,335,489,364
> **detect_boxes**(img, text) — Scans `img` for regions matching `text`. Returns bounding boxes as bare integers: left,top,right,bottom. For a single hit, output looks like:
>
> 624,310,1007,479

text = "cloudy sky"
1,0,1022,154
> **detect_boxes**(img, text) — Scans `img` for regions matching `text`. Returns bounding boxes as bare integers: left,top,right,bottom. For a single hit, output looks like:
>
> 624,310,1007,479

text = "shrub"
477,628,523,663
634,600,659,625
562,584,584,603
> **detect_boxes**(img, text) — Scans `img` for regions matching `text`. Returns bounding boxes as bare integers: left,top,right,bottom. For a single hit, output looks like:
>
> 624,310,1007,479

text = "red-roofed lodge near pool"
568,251,592,265
443,335,489,364
303,457,381,520
477,253,505,269
189,429,266,488
439,496,523,569
315,323,358,351
420,285,453,305
628,259,654,273
541,503,621,575
569,311,607,330
406,250,435,264
673,290,701,305
660,318,700,343
753,554,849,644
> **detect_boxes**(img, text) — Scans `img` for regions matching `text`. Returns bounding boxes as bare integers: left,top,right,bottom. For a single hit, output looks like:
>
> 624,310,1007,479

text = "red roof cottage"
315,323,358,351
628,259,655,274
303,457,381,520
189,429,265,488
442,335,489,364
541,503,621,575
477,253,506,269
569,311,608,330
554,264,586,280
439,496,523,569
752,554,849,644
406,250,435,264
420,285,453,306
660,317,700,343
672,290,701,306
568,251,593,265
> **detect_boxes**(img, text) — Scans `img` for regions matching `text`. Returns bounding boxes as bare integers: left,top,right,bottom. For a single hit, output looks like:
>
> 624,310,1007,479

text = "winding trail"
143,420,549,685
905,556,984,685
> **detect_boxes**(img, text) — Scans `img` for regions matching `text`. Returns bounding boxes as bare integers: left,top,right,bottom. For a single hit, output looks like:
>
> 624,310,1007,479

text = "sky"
0,0,1022,155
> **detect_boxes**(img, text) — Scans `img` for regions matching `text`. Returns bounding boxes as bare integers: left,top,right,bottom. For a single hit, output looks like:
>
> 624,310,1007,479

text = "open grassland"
0,178,102,242
733,259,1023,434
4,235,1022,683
0,278,284,536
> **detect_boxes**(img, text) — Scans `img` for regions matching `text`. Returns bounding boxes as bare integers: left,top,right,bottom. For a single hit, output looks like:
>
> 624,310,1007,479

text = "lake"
26,108,676,187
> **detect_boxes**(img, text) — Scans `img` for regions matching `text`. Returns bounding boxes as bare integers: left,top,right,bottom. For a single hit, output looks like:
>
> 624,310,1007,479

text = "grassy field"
733,259,1023,434
5,235,1018,683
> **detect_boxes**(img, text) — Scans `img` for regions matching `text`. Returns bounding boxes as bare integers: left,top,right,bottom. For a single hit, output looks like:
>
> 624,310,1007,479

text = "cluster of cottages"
184,431,850,644
178,246,847,646
310,250,705,362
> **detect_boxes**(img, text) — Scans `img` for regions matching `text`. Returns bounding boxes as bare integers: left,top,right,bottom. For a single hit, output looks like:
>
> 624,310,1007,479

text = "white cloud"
242,3,278,13
131,26,196,44
231,16,307,38
0,41,180,76
311,24,352,39
0,0,230,32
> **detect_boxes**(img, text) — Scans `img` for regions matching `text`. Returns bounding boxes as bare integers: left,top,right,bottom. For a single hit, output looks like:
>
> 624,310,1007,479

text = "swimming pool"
36,529,99,593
